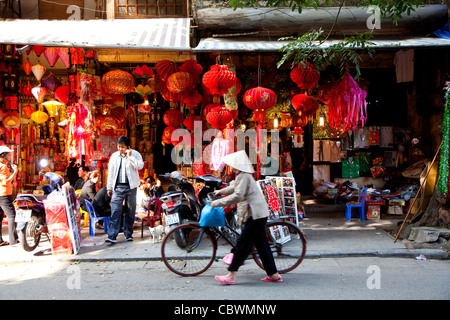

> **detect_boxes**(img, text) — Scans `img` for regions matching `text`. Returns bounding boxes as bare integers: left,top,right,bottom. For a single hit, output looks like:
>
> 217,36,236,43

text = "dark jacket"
92,187,111,217
79,180,96,211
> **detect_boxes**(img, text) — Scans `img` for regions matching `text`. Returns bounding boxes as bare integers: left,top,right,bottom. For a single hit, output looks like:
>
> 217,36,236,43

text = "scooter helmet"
170,171,184,184
45,172,64,190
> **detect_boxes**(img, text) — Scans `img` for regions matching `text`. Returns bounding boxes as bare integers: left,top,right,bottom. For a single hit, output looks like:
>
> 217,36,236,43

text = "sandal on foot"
261,276,283,283
215,275,235,285
0,241,9,247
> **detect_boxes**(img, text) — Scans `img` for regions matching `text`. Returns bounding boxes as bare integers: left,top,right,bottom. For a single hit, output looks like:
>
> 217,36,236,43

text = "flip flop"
215,275,235,285
261,276,283,283
0,241,9,247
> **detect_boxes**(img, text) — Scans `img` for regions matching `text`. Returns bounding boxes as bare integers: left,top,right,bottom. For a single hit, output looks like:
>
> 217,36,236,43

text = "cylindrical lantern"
206,104,233,129
163,108,183,128
290,62,320,89
202,65,237,95
243,87,277,123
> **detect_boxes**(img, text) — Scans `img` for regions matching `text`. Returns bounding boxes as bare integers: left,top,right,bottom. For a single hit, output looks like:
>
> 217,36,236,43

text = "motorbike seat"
16,194,46,204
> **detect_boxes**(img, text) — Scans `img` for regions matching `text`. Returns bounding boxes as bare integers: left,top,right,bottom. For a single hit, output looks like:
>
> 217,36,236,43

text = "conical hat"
222,150,255,173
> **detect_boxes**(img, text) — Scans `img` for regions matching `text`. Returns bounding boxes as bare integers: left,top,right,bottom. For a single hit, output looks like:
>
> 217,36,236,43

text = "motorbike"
14,172,63,252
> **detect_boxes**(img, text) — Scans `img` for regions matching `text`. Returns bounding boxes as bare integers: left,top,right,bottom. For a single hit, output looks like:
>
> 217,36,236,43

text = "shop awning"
0,18,191,51
193,36,450,52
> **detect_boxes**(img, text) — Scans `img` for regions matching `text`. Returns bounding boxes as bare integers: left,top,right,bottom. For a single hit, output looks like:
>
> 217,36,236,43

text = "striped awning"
193,36,450,52
0,18,191,51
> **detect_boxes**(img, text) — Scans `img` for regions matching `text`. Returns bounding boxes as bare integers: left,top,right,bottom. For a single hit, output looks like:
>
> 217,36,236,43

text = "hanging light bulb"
319,112,325,127
274,118,279,129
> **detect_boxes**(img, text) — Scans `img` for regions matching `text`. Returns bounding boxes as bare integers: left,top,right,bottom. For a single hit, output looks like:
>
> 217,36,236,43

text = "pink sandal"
215,275,236,285
261,276,283,283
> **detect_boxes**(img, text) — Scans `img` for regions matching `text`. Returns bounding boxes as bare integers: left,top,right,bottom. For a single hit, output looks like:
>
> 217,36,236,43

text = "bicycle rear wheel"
161,223,217,276
253,220,307,274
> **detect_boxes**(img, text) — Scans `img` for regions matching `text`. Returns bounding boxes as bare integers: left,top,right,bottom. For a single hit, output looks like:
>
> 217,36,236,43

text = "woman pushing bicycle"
210,150,283,285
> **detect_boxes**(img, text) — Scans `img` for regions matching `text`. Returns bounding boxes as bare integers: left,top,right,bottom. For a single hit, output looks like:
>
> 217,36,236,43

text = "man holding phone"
106,136,144,243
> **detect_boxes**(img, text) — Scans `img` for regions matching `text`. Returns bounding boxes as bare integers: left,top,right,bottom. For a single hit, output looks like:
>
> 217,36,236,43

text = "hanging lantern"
44,47,59,67
30,109,49,124
32,45,45,57
31,86,47,103
291,93,316,116
156,60,179,81
161,84,181,102
166,72,192,93
202,65,237,95
22,104,35,119
183,114,201,131
163,108,183,128
3,110,19,128
243,87,277,123
101,70,135,94
182,90,202,108
31,63,46,82
162,126,175,144
206,104,233,129
21,81,33,97
70,48,85,65
42,100,63,117
22,59,32,75
290,62,320,89
55,84,69,104
179,60,203,78
290,114,308,135
58,48,71,69
42,72,61,93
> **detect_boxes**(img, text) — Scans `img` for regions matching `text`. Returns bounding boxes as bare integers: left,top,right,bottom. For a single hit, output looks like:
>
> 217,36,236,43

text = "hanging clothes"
394,49,414,83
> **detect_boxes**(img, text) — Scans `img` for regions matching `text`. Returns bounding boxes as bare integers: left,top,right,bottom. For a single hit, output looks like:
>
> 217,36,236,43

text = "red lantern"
183,114,201,131
44,47,59,67
243,87,277,123
290,115,308,134
180,60,203,78
156,60,179,81
22,59,32,75
202,65,237,95
163,108,183,128
22,81,33,97
182,90,202,108
205,104,233,129
58,48,71,68
161,84,181,102
102,70,135,94
291,93,315,116
166,72,192,93
70,48,85,65
55,85,70,104
290,62,320,89
33,45,45,57
162,126,175,144
22,104,35,119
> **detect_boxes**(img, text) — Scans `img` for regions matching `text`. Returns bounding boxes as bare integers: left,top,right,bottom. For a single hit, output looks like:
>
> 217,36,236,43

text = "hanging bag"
199,203,225,227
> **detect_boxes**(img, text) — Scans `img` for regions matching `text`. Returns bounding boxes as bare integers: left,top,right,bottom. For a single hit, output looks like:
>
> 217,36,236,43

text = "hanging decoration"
31,86,47,103
162,126,175,145
101,70,135,94
31,62,46,82
290,114,308,135
290,62,320,89
32,45,45,57
30,108,49,124
42,72,61,93
243,87,277,123
163,108,183,128
3,110,20,128
291,93,319,117
58,48,71,69
180,60,203,79
156,60,179,81
21,81,33,97
437,82,450,197
166,72,193,93
66,104,94,164
326,71,368,132
70,48,85,65
161,84,181,103
44,47,60,67
22,59,32,75
22,104,35,119
183,114,202,131
55,84,70,104
206,104,233,129
42,100,63,117
202,65,237,95
182,90,202,108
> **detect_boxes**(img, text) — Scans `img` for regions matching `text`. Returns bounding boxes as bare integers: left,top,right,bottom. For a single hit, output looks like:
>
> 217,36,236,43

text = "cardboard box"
388,205,403,215
367,205,381,219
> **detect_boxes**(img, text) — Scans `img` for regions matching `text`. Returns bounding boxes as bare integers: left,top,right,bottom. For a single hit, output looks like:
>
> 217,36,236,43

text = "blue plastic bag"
200,203,225,227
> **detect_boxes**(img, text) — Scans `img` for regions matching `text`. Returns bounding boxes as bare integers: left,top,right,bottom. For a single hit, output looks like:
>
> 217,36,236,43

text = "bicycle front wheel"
253,220,307,274
161,223,217,277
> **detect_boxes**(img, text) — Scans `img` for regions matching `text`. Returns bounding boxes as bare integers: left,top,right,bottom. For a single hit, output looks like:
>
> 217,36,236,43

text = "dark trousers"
0,195,18,244
228,217,278,276
108,185,137,238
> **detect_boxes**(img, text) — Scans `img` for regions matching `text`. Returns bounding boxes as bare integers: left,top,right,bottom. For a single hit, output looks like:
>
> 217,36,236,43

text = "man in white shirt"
105,136,144,243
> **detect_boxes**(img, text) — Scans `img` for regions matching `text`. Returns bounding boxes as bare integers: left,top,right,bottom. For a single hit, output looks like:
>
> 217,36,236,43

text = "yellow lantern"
41,100,63,117
31,109,49,124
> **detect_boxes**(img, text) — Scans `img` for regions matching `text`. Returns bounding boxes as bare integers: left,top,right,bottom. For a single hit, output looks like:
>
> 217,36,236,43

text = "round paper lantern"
42,72,61,92
202,65,237,95
161,84,181,102
291,93,315,116
22,104,35,119
183,114,201,131
163,108,183,128
166,72,192,93
31,63,46,82
31,86,47,103
206,104,233,129
243,87,277,123
290,115,308,134
156,60,179,81
31,109,49,124
182,90,202,108
55,85,69,104
179,60,203,78
42,100,63,117
162,126,175,144
102,70,135,94
58,48,71,68
44,47,59,67
290,62,320,89
22,59,32,75
32,45,45,57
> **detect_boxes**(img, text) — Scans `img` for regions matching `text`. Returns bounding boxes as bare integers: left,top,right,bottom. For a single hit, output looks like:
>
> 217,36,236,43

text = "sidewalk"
1,212,448,264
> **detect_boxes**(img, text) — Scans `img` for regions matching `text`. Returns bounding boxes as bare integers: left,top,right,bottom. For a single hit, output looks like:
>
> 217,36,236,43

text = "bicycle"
161,217,307,277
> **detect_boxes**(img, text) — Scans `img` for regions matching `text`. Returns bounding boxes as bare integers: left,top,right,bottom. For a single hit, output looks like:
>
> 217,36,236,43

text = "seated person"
92,186,111,228
79,170,100,212
141,176,164,211
74,165,90,190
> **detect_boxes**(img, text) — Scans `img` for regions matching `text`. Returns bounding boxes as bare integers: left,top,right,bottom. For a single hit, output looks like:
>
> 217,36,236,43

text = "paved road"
1,257,449,300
